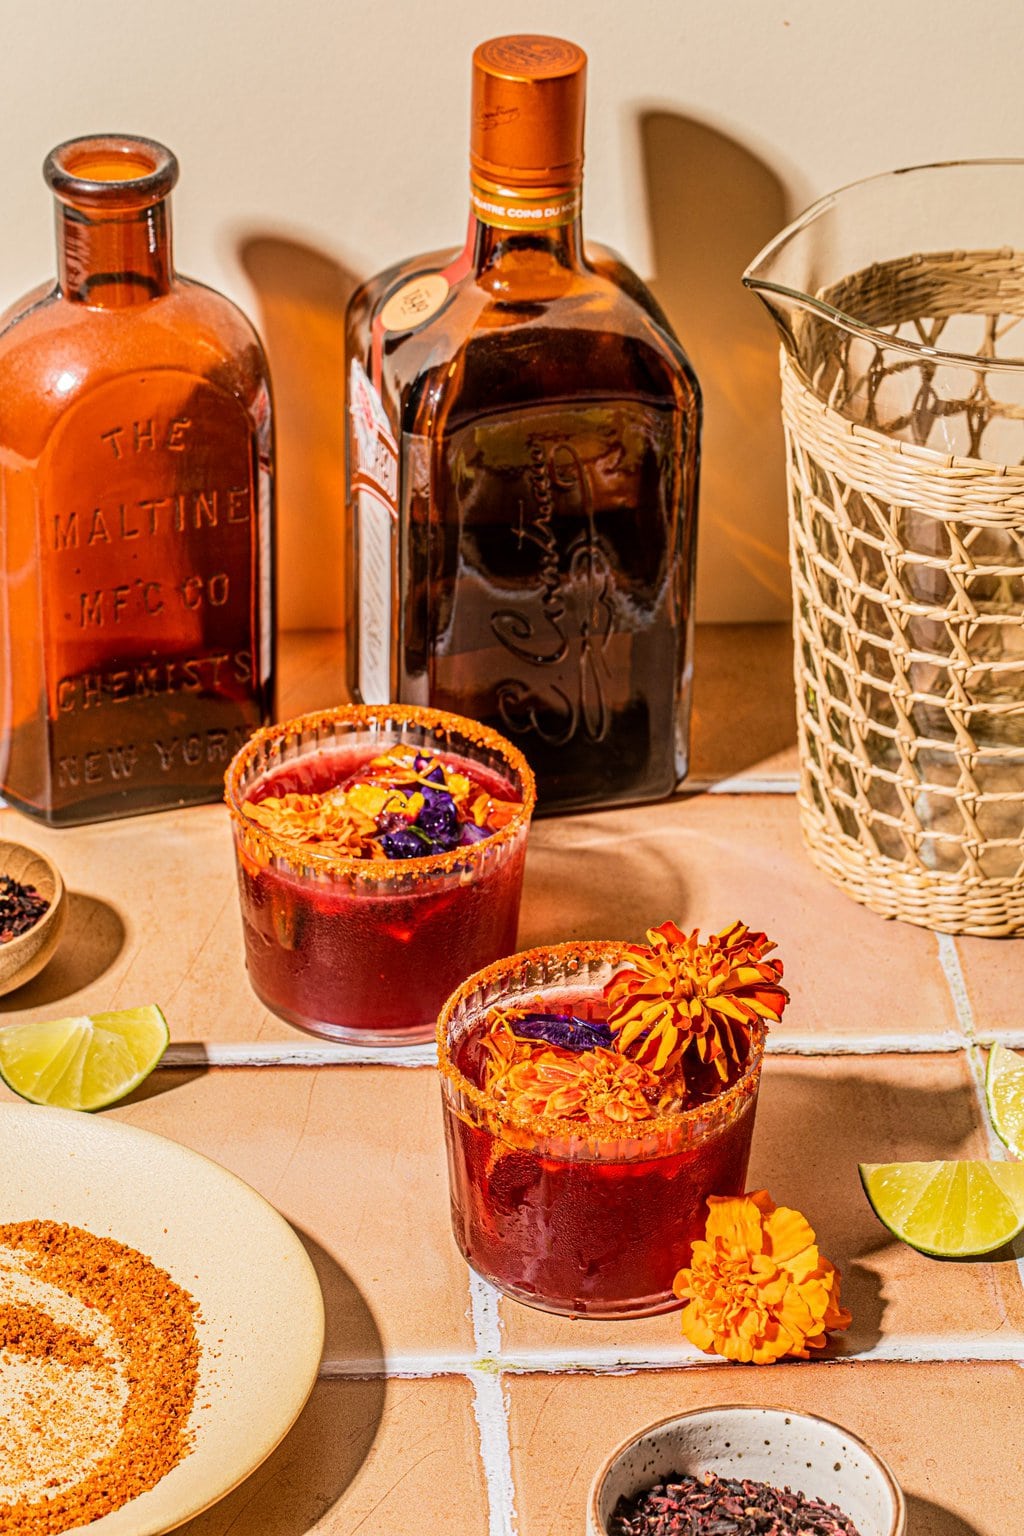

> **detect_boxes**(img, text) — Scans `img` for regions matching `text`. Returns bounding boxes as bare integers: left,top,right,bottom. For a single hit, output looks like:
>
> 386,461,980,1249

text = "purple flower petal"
459,822,489,845
380,826,436,859
510,1013,613,1052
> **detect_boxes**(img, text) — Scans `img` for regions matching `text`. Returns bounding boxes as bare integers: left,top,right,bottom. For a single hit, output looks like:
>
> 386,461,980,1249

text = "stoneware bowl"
588,1403,905,1536
0,839,67,997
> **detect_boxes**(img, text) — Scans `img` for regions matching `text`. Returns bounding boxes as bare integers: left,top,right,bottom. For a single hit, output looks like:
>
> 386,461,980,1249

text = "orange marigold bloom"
482,1022,659,1126
605,920,788,1081
673,1190,852,1365
242,791,378,855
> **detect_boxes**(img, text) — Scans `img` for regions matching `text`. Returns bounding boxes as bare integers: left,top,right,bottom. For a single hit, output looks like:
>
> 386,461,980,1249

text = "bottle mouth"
44,134,179,209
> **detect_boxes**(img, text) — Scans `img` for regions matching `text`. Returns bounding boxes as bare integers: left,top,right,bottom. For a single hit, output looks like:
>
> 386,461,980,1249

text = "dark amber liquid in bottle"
0,135,274,826
345,40,700,813
347,227,700,811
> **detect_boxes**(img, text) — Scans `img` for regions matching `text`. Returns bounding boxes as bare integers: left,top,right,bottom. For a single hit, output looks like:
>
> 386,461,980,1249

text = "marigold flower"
242,792,378,855
605,920,788,1082
673,1190,852,1364
481,1019,659,1125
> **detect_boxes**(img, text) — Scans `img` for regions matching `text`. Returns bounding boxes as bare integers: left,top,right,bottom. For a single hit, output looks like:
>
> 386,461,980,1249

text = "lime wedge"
0,1006,169,1111
985,1042,1024,1158
859,1160,1024,1257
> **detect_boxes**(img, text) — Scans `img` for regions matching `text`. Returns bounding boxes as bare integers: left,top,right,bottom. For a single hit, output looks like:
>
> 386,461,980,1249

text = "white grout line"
469,1274,518,1536
158,1033,967,1069
469,1371,518,1536
975,1030,1024,1049
686,775,799,796
161,1040,436,1069
469,1271,505,1361
765,1030,966,1055
935,933,976,1040
317,1331,1024,1378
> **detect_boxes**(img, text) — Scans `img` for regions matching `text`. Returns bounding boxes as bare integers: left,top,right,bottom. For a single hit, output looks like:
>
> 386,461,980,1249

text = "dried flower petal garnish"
605,920,788,1082
474,921,783,1128
242,792,378,855
673,1190,851,1364
489,1044,659,1125
243,747,521,861
507,1012,613,1052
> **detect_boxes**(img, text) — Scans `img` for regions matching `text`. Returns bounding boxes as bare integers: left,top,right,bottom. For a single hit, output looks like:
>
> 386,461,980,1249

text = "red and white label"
349,360,398,705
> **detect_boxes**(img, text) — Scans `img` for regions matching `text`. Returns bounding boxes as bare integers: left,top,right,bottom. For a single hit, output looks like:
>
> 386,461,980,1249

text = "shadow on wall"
237,234,361,638
638,110,791,624
237,113,793,636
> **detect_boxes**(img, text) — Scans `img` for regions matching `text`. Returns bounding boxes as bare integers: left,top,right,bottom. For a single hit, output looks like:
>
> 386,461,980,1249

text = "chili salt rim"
223,703,536,881
435,939,767,1150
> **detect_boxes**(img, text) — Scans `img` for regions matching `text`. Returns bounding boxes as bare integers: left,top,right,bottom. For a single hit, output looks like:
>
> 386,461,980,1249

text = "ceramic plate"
0,1101,325,1534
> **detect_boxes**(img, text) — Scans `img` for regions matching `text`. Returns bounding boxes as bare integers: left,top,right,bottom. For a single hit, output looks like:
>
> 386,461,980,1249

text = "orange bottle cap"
470,35,587,192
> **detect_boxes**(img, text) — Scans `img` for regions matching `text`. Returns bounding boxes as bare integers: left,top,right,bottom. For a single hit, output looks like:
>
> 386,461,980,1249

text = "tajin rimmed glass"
225,704,536,1044
437,940,765,1318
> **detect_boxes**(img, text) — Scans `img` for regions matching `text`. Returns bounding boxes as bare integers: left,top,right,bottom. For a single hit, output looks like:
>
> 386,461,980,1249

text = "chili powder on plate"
0,1219,200,1534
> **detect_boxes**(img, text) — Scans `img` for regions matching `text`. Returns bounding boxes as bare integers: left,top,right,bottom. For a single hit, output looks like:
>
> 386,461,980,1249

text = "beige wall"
4,0,1023,629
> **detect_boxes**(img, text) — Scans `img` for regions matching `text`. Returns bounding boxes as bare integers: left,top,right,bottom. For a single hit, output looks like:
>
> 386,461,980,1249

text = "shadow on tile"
519,822,691,946
296,1228,385,1371
115,1061,211,1105
0,892,125,1011
175,1228,385,1535
752,1063,983,1352
906,1493,983,1536
174,1377,386,1535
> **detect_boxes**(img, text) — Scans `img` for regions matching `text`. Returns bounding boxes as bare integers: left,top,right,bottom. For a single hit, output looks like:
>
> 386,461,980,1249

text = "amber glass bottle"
345,36,700,813
0,134,274,826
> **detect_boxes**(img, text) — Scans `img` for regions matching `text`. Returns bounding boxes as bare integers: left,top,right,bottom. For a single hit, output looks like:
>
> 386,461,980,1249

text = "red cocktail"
226,706,535,1043
438,931,780,1317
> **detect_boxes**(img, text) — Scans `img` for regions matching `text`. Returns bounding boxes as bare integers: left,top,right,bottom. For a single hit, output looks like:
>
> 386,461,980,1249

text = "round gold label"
379,273,450,333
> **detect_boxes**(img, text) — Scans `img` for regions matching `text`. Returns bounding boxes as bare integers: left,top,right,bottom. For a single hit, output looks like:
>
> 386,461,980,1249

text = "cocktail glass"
438,940,766,1317
225,704,535,1044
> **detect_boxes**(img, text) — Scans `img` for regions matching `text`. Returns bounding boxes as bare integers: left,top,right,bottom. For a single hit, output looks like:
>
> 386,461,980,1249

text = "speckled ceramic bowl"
0,839,66,996
588,1404,905,1536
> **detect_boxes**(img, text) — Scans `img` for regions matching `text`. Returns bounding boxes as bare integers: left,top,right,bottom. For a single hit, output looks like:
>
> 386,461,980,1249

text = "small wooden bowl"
0,840,67,997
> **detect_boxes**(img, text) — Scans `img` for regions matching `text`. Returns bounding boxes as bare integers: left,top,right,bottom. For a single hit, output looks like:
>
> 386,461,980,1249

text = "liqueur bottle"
0,134,274,826
345,36,700,812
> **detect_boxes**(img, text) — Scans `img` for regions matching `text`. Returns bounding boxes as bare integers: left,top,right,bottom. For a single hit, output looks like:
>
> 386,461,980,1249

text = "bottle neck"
56,198,173,307
467,179,584,289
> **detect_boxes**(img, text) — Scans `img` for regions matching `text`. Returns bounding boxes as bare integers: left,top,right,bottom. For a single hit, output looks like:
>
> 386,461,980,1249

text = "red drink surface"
235,745,526,1040
444,998,758,1316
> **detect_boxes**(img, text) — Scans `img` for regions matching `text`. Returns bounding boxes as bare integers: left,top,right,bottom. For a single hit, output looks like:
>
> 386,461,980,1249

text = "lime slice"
859,1160,1024,1257
0,1006,169,1111
985,1042,1024,1158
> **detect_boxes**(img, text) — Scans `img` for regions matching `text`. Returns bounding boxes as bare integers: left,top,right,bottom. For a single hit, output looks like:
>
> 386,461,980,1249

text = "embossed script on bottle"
427,399,679,794
490,436,614,746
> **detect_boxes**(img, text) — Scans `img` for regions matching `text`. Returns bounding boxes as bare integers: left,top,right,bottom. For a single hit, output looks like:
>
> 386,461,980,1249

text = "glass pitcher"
744,161,1024,936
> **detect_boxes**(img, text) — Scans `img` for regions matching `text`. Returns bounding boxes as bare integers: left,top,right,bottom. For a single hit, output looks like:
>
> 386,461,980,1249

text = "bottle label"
470,184,581,231
349,360,398,703
36,372,268,805
379,273,450,333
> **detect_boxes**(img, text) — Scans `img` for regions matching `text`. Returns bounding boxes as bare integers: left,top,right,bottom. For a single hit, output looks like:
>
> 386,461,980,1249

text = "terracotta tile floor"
1,626,1022,1536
